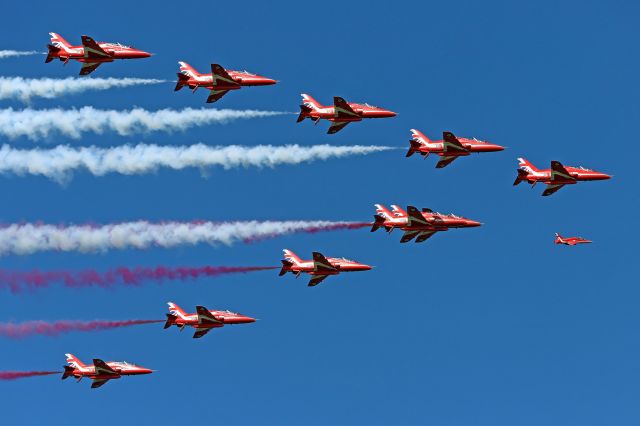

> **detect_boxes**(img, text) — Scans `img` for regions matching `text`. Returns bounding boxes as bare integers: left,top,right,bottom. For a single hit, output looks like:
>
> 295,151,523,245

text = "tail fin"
163,313,177,329
282,249,303,266
554,233,563,244
517,157,539,174
410,129,431,144
374,204,393,220
371,214,386,232
167,302,188,319
300,94,322,111
279,259,293,276
65,353,86,369
178,61,200,78
174,73,190,91
49,33,72,52
61,366,75,380
45,44,60,63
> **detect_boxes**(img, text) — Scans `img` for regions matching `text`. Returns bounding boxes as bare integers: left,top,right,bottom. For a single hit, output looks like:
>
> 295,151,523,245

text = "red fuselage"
282,257,372,275
168,310,256,329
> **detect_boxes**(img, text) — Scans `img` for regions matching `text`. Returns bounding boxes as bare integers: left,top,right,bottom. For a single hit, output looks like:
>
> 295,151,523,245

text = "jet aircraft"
174,61,277,103
406,129,504,168
296,94,396,134
164,302,256,339
61,353,152,389
279,249,372,286
555,233,592,246
372,204,481,243
514,158,611,196
45,32,151,75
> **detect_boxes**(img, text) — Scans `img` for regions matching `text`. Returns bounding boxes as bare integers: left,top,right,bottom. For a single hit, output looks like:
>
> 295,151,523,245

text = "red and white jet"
514,158,611,196
61,353,152,389
406,129,504,168
45,33,151,75
279,249,372,287
555,233,592,246
164,302,256,339
372,204,481,243
296,94,396,134
175,62,277,103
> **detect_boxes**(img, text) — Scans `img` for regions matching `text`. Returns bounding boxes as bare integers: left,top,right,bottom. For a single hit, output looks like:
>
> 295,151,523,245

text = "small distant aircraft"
296,94,396,134
62,353,152,389
174,62,277,103
45,33,151,75
279,249,372,287
164,302,256,339
406,129,504,168
372,204,481,243
555,233,592,246
514,158,611,196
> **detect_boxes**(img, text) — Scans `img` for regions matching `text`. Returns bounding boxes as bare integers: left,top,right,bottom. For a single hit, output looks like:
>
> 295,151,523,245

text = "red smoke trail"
0,371,59,380
0,319,164,339
0,265,278,293
243,221,372,243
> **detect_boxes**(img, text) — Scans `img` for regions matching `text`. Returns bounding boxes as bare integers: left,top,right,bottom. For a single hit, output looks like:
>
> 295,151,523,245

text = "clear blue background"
1,1,638,425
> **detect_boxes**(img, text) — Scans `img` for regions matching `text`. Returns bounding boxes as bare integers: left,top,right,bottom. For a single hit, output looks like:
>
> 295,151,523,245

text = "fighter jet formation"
0,31,612,390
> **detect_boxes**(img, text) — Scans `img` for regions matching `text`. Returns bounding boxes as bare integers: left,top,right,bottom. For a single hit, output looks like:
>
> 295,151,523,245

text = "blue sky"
1,0,639,424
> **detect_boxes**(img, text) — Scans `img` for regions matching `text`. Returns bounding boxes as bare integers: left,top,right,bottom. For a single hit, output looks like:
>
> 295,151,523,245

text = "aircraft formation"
2,32,610,388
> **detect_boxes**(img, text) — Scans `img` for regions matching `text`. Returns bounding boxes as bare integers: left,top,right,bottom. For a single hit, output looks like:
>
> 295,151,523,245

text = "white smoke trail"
0,221,368,256
0,77,166,102
0,107,289,140
0,143,393,182
0,50,41,59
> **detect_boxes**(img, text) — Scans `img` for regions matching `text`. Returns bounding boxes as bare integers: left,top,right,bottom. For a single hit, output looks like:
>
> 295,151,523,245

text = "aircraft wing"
195,306,223,326
81,35,110,59
415,230,437,243
550,161,576,181
400,230,420,243
327,121,350,134
308,275,329,287
435,156,459,169
312,252,337,273
442,132,468,152
206,89,230,103
542,183,566,196
211,64,239,87
79,62,102,76
193,328,212,339
406,206,429,227
93,359,118,376
333,97,360,119
91,378,111,389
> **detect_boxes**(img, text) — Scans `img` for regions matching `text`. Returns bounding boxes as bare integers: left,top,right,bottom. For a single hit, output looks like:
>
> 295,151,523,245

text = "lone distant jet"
175,62,276,103
406,130,504,168
514,158,611,196
164,302,256,339
62,353,152,389
45,33,151,75
296,94,396,134
279,249,372,287
555,233,592,246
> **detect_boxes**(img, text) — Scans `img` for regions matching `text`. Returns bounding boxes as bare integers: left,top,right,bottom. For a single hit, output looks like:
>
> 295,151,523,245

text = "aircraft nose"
240,316,257,323
361,264,373,271
137,50,152,58
490,144,505,151
261,77,277,85
599,173,612,180
385,110,397,117
139,368,153,375
466,220,482,227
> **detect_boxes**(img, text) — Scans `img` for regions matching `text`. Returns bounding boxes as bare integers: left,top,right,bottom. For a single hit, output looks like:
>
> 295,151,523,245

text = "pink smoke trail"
0,319,164,339
0,265,278,294
0,371,59,380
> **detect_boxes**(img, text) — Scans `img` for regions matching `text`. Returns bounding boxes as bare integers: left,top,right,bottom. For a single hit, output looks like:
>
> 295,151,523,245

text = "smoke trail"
0,265,278,293
0,371,59,380
0,221,368,256
0,50,41,59
0,77,166,102
0,143,393,182
0,320,163,339
0,107,289,140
